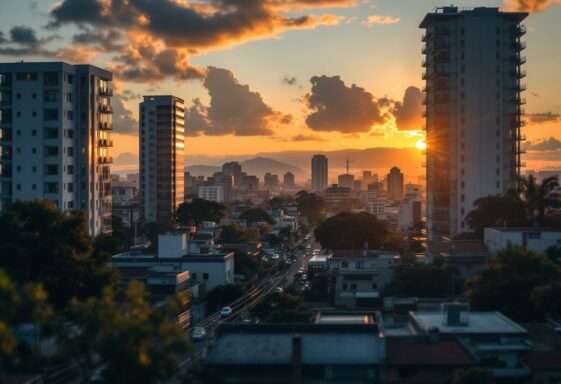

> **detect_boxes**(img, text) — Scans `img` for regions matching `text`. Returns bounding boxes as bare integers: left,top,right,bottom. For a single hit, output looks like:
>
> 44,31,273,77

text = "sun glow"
415,139,427,151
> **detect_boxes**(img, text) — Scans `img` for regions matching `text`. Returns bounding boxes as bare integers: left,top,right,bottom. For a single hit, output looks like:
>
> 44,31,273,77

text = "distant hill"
186,165,221,177
241,157,304,180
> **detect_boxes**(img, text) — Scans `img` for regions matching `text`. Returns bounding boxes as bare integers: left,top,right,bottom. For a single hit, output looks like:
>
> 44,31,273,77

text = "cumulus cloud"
44,0,353,81
186,67,290,136
112,95,138,135
363,15,400,27
305,75,387,133
393,86,424,131
527,112,561,124
503,0,561,11
524,137,561,151
0,26,59,56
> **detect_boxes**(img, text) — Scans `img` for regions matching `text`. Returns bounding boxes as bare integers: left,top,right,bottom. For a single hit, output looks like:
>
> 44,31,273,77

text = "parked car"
220,306,233,318
191,326,206,341
274,287,284,294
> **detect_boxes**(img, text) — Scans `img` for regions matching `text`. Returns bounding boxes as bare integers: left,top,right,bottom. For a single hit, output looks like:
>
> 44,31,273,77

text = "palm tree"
518,175,559,226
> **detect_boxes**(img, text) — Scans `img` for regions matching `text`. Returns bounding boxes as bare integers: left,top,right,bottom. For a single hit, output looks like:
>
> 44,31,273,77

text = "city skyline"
0,0,560,174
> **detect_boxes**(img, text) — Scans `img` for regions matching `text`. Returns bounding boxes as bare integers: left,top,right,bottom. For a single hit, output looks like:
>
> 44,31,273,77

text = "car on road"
301,274,308,281
220,306,233,318
274,287,284,293
191,326,206,341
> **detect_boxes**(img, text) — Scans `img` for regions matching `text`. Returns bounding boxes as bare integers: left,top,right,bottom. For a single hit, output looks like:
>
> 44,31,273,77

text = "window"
44,109,58,121
16,184,21,191
32,184,36,191
350,284,357,291
32,93,36,99
32,129,37,136
16,72,38,81
372,283,378,290
66,93,72,102
67,201,74,209
44,90,57,102
67,147,74,156
32,111,37,117
67,165,74,175
342,283,348,291
45,146,59,156
67,183,74,192
44,72,58,86
203,273,209,281
45,182,58,193
66,110,73,120
45,128,58,139
341,261,349,268
45,164,58,175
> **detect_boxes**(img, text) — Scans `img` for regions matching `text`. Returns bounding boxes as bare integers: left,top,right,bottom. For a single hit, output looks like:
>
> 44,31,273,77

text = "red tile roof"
387,339,474,366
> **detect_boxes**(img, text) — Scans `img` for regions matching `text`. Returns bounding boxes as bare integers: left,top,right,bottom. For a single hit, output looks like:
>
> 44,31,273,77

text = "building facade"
387,167,404,202
422,7,528,240
311,154,328,192
139,96,185,226
198,185,225,203
0,62,113,236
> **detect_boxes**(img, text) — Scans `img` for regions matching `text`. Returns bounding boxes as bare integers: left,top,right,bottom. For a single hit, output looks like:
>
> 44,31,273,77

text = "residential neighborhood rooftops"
410,311,528,335
386,339,474,366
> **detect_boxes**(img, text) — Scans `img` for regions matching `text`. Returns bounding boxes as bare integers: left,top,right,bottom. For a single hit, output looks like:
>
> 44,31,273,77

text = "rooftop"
386,339,474,367
420,6,527,28
486,227,561,233
410,311,528,335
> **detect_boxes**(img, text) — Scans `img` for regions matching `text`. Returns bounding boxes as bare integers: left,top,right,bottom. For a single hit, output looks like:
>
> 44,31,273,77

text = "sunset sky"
1,0,560,172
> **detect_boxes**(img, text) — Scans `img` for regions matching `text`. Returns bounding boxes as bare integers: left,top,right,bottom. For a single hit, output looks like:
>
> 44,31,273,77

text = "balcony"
98,156,113,164
98,122,112,131
99,87,113,97
98,139,114,148
422,60,427,67
513,41,527,51
98,104,113,114
515,25,527,36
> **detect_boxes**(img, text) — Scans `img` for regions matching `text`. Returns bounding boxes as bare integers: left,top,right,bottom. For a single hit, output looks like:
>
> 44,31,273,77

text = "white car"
220,306,233,318
274,287,284,294
191,326,206,341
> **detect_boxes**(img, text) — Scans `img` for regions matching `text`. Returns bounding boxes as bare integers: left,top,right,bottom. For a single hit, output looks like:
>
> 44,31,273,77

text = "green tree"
453,368,494,384
0,201,115,309
296,191,325,225
0,269,52,372
314,212,389,250
240,208,274,226
252,292,310,323
531,282,561,321
220,224,259,244
466,246,561,321
519,174,560,226
386,262,459,297
59,282,189,384
176,199,226,227
465,194,528,237
233,252,260,280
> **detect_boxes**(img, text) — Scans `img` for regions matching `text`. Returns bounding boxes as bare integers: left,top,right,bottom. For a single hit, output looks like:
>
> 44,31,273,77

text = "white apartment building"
198,185,225,203
484,227,561,254
311,154,328,192
0,62,113,236
139,96,185,226
421,7,528,240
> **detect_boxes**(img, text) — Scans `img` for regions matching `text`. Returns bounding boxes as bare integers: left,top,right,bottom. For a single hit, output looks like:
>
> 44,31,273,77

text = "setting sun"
415,139,427,151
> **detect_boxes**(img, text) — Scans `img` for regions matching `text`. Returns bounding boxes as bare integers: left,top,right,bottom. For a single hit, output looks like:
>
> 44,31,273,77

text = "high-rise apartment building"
421,7,527,239
283,171,295,188
139,96,185,227
0,62,113,236
387,167,404,201
311,154,328,192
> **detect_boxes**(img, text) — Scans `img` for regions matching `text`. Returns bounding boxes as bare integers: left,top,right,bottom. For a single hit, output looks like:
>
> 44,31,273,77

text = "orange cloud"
503,0,561,11
363,15,400,27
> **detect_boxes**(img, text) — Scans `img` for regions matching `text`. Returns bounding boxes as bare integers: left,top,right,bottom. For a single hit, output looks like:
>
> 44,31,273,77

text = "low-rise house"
328,249,399,309
407,304,532,380
112,233,234,296
484,227,561,254
206,322,384,383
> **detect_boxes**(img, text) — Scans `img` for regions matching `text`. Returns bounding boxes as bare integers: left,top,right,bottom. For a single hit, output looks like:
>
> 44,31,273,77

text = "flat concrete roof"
410,311,527,335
